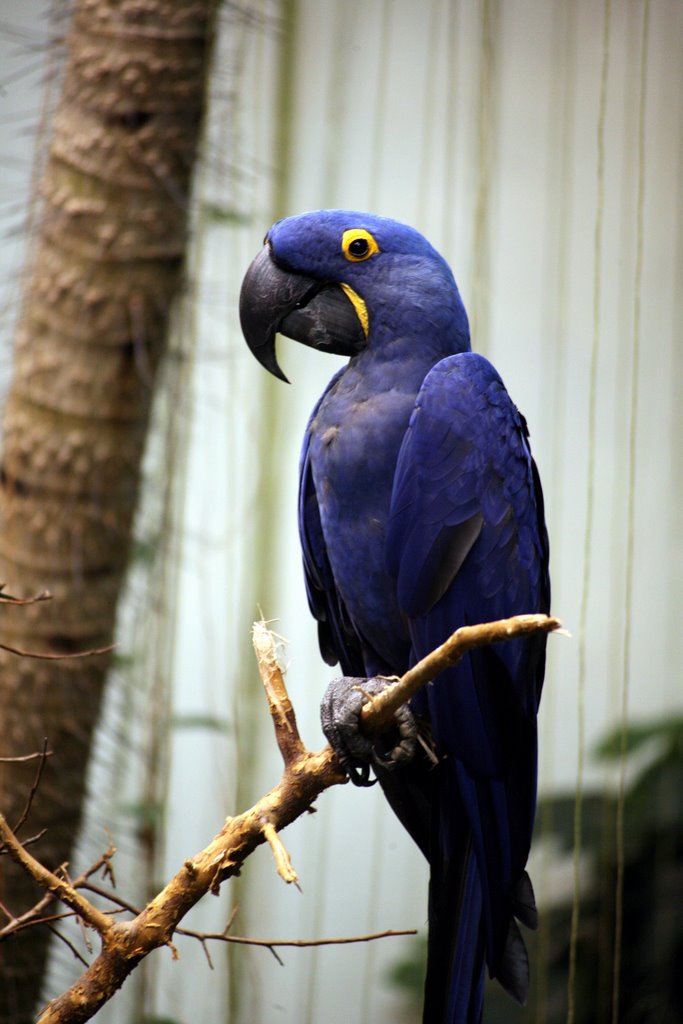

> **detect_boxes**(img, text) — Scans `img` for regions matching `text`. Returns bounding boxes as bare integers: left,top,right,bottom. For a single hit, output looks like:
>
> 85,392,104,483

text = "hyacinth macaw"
239,210,550,1023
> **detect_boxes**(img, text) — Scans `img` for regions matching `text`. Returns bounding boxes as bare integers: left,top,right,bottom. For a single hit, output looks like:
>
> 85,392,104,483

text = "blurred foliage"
199,201,253,225
130,535,161,566
388,717,683,1022
117,800,164,842
169,713,232,733
136,1017,182,1024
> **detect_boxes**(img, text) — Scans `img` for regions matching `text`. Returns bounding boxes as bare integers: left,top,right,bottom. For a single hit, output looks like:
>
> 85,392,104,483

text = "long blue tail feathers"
421,767,537,1022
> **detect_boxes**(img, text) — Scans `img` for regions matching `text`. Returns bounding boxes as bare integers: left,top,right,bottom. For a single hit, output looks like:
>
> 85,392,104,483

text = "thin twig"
1,906,130,938
79,881,139,917
178,926,418,950
0,896,18,925
196,934,214,969
46,924,90,968
0,586,52,605
0,749,53,764
261,820,298,884
11,738,51,837
40,879,400,958
0,640,114,660
0,828,48,854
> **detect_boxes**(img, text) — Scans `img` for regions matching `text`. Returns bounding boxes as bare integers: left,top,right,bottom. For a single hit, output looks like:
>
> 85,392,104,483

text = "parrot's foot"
320,676,417,787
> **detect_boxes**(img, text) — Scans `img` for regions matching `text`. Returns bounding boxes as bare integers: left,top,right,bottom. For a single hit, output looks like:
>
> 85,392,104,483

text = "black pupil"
349,237,369,257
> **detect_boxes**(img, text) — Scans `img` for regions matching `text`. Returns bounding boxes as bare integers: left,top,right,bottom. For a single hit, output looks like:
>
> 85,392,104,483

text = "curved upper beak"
239,244,367,382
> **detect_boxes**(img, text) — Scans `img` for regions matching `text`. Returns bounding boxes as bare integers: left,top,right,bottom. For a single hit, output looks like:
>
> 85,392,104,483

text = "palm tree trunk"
0,3,216,1019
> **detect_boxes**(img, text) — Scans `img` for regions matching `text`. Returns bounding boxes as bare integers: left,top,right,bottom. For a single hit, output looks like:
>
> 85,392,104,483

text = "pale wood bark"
0,3,216,1018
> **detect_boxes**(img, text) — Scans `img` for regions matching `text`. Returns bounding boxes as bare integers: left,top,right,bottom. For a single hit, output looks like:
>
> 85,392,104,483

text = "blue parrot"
239,210,550,1022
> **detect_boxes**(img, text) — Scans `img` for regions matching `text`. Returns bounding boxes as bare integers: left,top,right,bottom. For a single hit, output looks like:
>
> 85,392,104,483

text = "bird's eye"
342,228,380,263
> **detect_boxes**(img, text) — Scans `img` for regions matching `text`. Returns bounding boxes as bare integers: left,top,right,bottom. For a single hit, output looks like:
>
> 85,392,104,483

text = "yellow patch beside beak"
340,283,369,339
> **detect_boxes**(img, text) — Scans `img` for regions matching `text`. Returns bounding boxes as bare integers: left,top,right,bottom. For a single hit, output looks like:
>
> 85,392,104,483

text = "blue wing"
386,352,550,1016
298,371,366,677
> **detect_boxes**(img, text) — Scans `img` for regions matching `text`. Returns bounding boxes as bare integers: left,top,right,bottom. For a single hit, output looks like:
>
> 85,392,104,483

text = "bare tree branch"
0,612,561,1024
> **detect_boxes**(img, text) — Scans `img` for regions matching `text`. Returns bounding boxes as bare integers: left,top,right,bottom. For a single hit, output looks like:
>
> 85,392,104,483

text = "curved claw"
372,698,417,769
320,676,417,787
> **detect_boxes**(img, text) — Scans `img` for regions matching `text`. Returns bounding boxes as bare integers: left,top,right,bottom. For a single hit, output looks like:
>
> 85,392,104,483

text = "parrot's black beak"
239,244,368,382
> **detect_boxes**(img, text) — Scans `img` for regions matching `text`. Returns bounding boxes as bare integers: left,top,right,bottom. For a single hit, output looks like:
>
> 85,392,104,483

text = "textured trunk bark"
0,3,216,1019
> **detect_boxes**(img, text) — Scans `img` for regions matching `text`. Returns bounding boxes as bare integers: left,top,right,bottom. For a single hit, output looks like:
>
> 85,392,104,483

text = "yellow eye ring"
342,228,380,263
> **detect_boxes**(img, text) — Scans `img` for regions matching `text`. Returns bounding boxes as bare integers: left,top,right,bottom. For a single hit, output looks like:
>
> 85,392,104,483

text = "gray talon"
320,676,417,786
